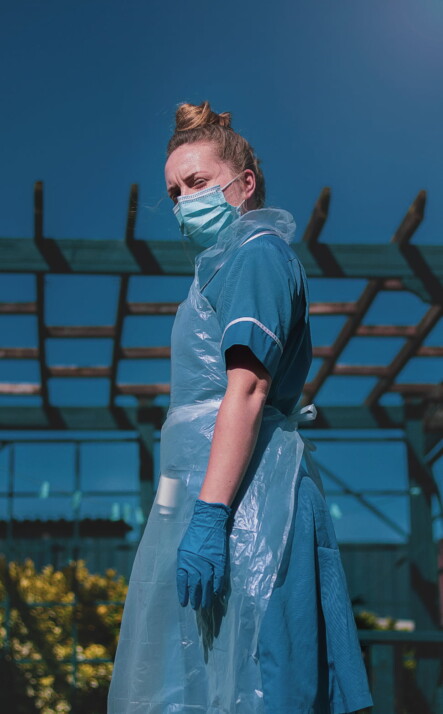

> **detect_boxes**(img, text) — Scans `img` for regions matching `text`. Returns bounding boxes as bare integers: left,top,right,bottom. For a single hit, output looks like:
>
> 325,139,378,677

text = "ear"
243,169,256,201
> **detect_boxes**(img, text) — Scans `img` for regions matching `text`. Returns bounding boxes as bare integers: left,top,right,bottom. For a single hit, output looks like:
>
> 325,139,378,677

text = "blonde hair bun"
175,100,232,132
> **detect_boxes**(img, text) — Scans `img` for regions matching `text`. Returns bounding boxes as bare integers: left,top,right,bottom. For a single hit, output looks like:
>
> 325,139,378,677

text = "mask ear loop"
222,170,248,214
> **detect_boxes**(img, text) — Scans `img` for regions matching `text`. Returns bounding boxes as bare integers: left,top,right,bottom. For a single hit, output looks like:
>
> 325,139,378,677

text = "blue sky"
0,0,442,544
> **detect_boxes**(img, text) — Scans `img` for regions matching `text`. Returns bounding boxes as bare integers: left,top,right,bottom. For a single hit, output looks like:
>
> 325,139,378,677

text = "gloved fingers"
188,572,202,610
213,569,225,596
176,567,189,607
201,570,214,610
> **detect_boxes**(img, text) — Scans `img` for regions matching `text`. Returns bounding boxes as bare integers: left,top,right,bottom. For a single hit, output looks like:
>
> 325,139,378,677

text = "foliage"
0,556,128,714
354,608,397,630
0,557,417,713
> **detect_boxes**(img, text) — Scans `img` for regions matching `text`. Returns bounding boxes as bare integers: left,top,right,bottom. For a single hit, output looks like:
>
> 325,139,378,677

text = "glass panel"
14,443,76,493
80,442,139,492
122,314,175,346
13,496,74,520
45,274,119,324
48,378,110,406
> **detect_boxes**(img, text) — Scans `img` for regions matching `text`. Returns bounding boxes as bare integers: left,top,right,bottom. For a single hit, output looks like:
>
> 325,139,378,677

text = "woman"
107,101,374,714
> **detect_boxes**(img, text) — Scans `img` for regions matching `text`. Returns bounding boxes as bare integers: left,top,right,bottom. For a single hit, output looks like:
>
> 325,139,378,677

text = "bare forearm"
198,387,266,506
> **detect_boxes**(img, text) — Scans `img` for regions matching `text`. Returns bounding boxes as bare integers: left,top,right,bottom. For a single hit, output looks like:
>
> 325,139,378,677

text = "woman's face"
165,140,256,208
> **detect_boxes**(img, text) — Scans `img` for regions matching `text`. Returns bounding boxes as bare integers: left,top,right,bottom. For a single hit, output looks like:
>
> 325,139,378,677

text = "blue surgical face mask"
172,172,246,249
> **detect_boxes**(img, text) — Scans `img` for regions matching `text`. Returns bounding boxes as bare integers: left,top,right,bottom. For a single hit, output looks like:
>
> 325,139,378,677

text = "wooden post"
404,397,442,713
370,643,396,714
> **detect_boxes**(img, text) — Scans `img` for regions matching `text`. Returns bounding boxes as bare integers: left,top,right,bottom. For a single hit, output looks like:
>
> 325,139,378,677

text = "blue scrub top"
201,233,312,416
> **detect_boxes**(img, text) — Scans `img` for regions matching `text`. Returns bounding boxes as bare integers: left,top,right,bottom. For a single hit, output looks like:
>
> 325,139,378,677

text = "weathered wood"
332,365,389,376
125,184,138,243
0,383,40,394
0,404,441,431
356,325,417,337
365,305,442,406
391,189,426,247
45,326,116,337
1,237,442,280
0,302,37,314
110,274,129,404
120,347,171,359
0,348,39,358
417,346,443,357
127,302,179,315
304,279,383,401
301,186,330,246
312,346,334,358
309,301,357,315
48,367,111,377
3,344,427,362
117,383,171,396
36,273,49,408
34,181,43,241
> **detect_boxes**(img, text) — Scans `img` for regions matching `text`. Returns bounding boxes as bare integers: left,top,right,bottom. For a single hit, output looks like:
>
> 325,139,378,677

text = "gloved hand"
177,498,232,610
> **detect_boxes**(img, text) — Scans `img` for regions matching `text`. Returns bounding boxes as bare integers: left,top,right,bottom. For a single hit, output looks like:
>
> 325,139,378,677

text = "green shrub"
0,556,127,714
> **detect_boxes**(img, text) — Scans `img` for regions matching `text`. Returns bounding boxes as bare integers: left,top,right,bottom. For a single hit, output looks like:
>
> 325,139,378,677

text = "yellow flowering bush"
0,556,128,714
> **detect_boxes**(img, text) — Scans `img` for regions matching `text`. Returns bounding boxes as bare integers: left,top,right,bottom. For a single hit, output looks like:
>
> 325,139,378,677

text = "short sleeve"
215,237,298,379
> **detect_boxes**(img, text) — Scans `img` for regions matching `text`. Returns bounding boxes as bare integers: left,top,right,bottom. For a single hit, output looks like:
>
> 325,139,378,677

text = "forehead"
165,141,222,185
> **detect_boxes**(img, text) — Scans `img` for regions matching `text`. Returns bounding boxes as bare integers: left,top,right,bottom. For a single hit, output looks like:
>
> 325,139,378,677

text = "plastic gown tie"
285,403,324,497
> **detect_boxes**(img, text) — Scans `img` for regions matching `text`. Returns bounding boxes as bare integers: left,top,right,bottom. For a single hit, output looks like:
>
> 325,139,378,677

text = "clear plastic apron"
108,230,319,714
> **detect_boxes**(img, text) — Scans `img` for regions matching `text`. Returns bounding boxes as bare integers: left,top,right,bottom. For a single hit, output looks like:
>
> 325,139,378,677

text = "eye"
195,178,206,187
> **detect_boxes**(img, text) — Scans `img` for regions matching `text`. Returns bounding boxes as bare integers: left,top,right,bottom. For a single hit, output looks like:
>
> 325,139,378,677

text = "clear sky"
0,0,442,545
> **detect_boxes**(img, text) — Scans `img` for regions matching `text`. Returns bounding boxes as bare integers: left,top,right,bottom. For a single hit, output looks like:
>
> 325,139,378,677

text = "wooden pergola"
1,183,441,410
1,182,443,711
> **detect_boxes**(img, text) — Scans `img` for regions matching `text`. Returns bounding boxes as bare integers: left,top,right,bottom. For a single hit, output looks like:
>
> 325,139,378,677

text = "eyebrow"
167,172,205,197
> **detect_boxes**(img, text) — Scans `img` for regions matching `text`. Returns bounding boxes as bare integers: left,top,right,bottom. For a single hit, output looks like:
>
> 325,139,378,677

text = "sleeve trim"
221,317,284,354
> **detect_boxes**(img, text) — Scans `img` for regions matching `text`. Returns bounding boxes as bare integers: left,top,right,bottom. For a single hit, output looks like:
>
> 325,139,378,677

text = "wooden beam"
34,181,43,241
0,383,41,395
0,382,171,395
125,183,138,243
381,278,406,290
0,302,37,314
365,305,442,406
391,189,426,246
332,365,389,377
356,325,418,337
48,367,111,377
388,383,443,398
304,278,384,402
36,272,49,408
312,346,334,358
301,186,330,246
45,326,116,338
1,238,442,281
309,301,357,315
117,383,170,396
417,346,443,357
0,404,441,431
120,347,170,359
110,274,129,405
3,345,439,361
0,348,39,359
127,302,179,315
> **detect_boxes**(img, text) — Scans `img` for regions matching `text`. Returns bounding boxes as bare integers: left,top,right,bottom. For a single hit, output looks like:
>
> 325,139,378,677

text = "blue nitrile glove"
177,498,232,610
